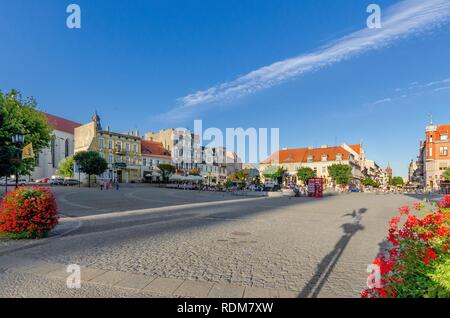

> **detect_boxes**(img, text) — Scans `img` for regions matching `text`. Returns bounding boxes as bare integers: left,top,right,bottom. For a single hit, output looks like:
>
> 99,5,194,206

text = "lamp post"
12,132,25,189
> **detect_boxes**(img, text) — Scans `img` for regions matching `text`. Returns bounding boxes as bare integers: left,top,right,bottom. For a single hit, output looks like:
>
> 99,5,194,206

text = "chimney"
320,145,328,149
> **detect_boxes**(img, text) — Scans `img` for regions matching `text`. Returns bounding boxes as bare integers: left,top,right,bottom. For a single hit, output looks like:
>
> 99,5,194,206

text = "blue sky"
1,0,450,176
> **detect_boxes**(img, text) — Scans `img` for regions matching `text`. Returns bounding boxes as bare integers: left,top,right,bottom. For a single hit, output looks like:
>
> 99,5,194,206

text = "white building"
31,113,81,181
141,140,173,182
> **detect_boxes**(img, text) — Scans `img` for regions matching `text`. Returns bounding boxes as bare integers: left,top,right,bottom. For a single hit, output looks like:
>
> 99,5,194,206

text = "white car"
0,177,27,186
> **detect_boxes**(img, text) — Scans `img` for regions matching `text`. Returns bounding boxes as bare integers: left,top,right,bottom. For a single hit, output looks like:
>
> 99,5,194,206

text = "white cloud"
372,98,392,105
161,0,450,122
434,85,450,92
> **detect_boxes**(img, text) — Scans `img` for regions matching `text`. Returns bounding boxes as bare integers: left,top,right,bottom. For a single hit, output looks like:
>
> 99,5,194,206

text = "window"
51,136,56,168
321,155,328,162
429,147,433,157
440,147,448,156
99,152,104,159
430,136,433,143
126,143,130,152
65,139,70,158
117,141,122,152
143,158,147,166
441,134,448,141
109,154,113,164
109,139,113,149
99,137,104,149
322,167,327,174
133,143,137,153
336,154,342,161
116,156,122,163
126,156,130,165
307,156,314,163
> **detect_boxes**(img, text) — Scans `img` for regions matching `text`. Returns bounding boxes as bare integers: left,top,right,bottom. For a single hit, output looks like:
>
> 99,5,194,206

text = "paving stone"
15,260,49,273
46,266,71,279
1,256,35,272
173,280,214,298
90,270,134,286
26,262,65,275
277,289,299,298
80,267,107,282
243,286,279,298
114,273,156,290
207,283,245,298
143,277,184,295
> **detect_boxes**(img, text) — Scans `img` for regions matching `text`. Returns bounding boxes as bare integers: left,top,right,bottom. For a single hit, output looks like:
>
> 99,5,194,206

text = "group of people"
99,179,119,190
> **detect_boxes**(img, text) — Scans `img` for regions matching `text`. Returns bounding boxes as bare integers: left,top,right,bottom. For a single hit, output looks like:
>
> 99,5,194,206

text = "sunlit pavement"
0,186,436,298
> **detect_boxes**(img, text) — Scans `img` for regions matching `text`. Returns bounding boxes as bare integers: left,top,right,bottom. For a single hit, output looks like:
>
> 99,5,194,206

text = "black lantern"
12,133,25,145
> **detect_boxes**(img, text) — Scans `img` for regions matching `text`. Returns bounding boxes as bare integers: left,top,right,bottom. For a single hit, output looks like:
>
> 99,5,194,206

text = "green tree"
362,177,376,187
157,163,175,183
262,166,286,181
444,167,450,181
234,169,249,182
328,164,353,186
296,167,316,184
0,90,52,178
224,179,233,190
73,151,108,187
390,176,404,187
56,156,75,178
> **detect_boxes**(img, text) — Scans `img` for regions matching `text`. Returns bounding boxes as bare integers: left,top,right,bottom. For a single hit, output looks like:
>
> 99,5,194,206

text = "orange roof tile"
44,113,81,134
141,140,172,158
261,144,362,164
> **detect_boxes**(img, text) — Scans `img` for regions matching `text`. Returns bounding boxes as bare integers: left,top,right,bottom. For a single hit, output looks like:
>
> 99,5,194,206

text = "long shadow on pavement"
297,208,367,298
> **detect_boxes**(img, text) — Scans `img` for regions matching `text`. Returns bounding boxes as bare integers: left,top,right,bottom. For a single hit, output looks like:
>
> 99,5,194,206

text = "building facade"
423,121,450,191
260,144,366,187
74,113,141,184
141,140,172,182
31,113,81,181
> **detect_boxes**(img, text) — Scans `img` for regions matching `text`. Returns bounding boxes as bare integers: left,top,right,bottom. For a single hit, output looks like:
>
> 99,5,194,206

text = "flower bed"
362,195,450,298
0,187,59,239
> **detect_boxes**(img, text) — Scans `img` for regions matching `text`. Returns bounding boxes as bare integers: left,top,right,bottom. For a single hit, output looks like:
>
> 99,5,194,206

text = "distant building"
385,164,393,181
141,140,172,182
260,144,366,187
31,113,81,181
74,112,141,184
423,120,450,191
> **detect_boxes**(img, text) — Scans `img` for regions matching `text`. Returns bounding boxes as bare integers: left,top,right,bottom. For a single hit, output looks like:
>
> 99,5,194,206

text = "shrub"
362,195,450,298
0,187,59,239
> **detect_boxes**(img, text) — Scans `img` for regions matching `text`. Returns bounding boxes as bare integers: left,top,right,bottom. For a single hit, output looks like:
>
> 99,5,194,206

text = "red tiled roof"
44,113,81,134
261,144,362,164
141,140,172,158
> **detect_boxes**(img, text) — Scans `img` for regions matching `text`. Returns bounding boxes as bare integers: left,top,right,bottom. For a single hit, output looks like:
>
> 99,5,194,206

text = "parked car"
248,184,263,191
36,178,50,183
0,177,27,186
49,177,64,185
63,178,80,186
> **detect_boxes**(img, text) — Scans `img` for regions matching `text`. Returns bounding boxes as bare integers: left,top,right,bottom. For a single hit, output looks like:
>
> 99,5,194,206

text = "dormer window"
336,154,343,161
441,134,448,141
321,155,328,162
307,155,314,163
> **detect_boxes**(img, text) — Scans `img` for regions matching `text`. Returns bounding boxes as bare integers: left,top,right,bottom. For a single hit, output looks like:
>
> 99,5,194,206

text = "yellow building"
74,112,141,183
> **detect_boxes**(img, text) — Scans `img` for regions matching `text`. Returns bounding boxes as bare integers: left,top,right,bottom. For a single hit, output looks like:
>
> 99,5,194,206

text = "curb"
0,215,82,257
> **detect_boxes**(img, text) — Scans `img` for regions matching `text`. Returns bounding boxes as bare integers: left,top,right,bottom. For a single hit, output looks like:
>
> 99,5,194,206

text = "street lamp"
12,132,25,189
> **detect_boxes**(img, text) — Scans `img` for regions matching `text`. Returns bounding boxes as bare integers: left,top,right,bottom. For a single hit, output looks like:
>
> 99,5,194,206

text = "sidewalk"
0,255,299,298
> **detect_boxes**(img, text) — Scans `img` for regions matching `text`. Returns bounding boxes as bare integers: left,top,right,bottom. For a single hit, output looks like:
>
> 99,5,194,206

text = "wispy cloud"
161,0,450,122
372,98,392,105
369,75,450,105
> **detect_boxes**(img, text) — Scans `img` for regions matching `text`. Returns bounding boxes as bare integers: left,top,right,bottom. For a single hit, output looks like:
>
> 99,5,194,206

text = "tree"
296,167,316,184
262,166,286,181
56,156,75,178
362,177,376,187
0,90,52,178
444,167,450,181
390,176,404,187
73,151,108,187
157,163,175,183
224,179,233,190
234,169,249,182
189,168,200,176
328,164,353,186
